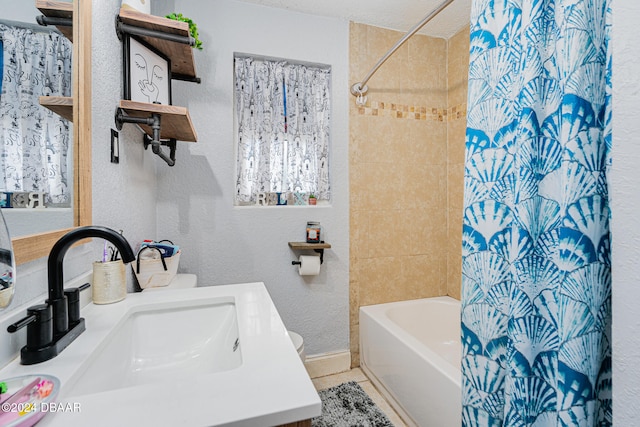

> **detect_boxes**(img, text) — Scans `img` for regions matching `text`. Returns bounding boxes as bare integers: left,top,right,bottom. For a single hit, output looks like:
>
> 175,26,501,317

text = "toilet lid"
288,331,303,351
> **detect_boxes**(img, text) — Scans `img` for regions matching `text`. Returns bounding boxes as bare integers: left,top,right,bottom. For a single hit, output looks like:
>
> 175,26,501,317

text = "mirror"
0,1,73,237
9,0,92,265
0,208,15,309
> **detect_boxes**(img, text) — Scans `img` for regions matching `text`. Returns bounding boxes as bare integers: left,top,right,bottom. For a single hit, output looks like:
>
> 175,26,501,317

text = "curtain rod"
350,0,455,104
0,18,62,34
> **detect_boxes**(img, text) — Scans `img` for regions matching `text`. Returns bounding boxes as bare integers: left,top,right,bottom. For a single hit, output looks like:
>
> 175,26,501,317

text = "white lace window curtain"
234,56,331,204
0,24,72,206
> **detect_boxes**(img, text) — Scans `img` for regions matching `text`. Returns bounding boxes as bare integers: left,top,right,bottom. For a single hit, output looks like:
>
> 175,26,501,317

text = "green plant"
165,13,203,50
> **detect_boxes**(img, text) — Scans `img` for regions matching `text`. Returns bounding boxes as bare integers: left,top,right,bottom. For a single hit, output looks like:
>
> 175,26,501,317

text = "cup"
92,260,126,304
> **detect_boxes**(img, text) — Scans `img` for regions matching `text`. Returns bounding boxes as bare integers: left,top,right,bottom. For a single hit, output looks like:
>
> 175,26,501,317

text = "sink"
0,283,320,426
64,298,241,397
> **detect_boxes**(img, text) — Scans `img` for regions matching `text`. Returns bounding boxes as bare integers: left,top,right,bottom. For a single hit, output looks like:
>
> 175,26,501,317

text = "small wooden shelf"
36,0,73,41
118,7,198,80
39,96,73,121
118,100,198,142
289,242,331,264
288,242,332,250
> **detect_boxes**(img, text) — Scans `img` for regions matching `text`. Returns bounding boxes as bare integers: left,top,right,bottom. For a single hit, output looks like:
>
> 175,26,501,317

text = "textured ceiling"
235,0,472,39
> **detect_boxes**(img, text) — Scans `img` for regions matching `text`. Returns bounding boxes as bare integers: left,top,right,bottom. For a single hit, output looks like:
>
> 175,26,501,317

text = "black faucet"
7,226,136,365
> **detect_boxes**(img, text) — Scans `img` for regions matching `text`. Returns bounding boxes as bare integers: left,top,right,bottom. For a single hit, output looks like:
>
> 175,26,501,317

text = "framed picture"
123,36,172,105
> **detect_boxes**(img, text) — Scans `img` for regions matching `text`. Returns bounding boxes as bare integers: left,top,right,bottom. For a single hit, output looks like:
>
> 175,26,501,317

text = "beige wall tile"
357,257,406,306
360,116,404,164
349,274,360,328
350,322,360,367
349,114,369,165
401,253,447,298
359,162,404,211
349,163,368,210
408,119,448,166
447,116,467,166
349,22,470,367
350,210,370,262
407,204,447,256
447,162,465,211
365,26,406,100
367,209,405,258
400,163,446,209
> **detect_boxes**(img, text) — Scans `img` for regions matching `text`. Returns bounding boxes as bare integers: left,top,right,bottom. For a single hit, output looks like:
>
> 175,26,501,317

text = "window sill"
233,200,331,208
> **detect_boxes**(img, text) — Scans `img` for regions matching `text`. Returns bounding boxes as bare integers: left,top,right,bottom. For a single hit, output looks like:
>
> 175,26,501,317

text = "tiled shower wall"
349,23,470,367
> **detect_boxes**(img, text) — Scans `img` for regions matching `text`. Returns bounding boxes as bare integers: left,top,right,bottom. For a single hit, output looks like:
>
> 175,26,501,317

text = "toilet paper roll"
298,255,321,276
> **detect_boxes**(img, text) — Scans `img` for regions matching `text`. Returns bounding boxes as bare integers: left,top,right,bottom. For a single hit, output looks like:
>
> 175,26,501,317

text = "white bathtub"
359,296,461,427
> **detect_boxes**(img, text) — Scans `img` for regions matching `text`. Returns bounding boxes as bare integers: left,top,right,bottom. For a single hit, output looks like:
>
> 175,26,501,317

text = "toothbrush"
0,381,7,399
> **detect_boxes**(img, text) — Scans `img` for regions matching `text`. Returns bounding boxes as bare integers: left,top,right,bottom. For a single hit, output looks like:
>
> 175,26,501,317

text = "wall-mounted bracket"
114,107,177,166
36,15,72,28
115,17,195,47
288,241,331,265
143,134,177,167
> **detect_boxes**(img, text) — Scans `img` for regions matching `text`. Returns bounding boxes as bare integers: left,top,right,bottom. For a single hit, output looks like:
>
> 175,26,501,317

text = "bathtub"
359,296,461,427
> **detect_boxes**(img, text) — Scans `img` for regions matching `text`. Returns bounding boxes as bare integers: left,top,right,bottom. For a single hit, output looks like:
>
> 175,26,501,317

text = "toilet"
146,275,306,362
288,330,306,362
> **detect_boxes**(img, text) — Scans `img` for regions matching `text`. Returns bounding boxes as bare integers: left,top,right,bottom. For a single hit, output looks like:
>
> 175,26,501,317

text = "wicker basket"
133,247,180,289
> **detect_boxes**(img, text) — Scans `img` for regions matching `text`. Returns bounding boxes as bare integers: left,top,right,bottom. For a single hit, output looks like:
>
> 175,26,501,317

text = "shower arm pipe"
350,0,455,98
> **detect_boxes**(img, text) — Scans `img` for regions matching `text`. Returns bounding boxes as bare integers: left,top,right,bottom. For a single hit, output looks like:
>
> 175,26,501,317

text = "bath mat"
312,381,394,427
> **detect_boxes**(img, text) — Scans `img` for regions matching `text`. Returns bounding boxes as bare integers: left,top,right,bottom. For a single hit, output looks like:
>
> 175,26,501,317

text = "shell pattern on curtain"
234,56,331,204
461,0,612,426
0,24,72,206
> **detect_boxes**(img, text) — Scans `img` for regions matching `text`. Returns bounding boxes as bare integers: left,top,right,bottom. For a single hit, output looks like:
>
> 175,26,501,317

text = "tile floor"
311,368,408,427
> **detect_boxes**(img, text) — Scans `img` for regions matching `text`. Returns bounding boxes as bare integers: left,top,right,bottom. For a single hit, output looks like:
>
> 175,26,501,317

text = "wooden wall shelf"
289,242,331,264
36,1,74,121
115,9,199,166
117,100,198,142
288,242,331,250
39,96,73,122
117,7,198,80
36,0,73,41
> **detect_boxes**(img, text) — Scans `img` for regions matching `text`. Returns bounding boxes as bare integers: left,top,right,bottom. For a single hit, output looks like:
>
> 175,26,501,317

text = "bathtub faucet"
7,226,136,365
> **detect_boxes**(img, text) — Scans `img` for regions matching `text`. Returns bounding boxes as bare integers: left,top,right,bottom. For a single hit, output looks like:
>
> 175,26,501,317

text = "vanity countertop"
0,282,321,426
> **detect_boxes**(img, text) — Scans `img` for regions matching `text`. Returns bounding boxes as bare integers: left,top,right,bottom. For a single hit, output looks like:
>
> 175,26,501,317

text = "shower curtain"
0,24,72,206
461,0,612,426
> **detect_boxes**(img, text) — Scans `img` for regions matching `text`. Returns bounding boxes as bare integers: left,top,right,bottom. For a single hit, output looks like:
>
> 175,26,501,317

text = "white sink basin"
0,282,320,427
64,299,241,397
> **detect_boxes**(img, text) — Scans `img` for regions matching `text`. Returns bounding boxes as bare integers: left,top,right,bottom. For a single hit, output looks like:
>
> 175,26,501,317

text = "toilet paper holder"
288,241,331,265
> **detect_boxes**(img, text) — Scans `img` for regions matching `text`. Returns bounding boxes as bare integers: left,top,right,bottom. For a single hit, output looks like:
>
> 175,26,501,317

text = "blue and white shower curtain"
461,0,612,426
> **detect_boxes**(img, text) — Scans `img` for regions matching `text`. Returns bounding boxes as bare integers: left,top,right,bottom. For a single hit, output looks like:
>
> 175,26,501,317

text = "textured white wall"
611,1,640,424
0,0,41,23
90,0,158,284
153,0,350,356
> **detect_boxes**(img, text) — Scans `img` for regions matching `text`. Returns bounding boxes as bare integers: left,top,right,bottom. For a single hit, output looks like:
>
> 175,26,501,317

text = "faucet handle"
64,283,91,326
7,313,37,333
7,304,53,350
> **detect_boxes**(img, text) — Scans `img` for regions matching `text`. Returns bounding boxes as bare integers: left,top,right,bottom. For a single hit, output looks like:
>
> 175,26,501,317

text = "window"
234,55,331,205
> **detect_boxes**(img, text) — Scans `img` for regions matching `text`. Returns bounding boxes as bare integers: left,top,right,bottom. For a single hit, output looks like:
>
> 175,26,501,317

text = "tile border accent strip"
356,100,467,122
